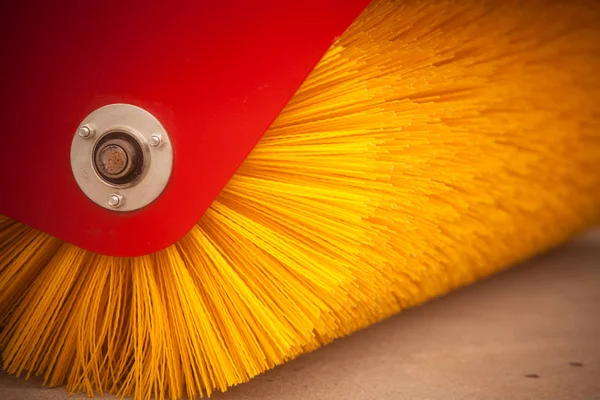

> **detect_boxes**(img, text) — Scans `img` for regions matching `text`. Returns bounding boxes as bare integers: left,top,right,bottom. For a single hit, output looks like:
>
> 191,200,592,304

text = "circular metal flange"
70,104,173,212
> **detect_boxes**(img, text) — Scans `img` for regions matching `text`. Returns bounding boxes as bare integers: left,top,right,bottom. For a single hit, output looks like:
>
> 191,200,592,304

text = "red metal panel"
0,0,371,256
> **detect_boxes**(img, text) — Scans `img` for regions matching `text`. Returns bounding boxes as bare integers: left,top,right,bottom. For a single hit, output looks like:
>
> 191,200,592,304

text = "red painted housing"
0,0,371,256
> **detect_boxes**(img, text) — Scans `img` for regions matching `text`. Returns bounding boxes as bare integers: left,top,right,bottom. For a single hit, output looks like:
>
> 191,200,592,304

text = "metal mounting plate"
70,104,173,212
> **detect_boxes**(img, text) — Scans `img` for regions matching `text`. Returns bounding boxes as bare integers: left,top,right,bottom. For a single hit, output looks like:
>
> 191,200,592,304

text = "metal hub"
98,144,129,176
70,104,173,212
93,132,143,185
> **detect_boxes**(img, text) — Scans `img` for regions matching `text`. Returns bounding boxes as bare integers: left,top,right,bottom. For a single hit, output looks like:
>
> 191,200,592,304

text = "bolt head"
149,134,163,148
108,194,123,208
78,125,95,139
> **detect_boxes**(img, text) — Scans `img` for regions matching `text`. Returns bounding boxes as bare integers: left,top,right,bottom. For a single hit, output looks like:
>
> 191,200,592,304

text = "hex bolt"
149,134,163,148
108,194,123,208
78,125,95,139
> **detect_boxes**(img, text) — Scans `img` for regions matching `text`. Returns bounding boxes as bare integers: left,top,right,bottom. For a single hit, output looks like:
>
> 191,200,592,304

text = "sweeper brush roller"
1,0,600,399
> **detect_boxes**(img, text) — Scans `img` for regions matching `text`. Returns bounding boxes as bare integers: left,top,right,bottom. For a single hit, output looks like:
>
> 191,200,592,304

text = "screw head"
78,125,95,139
149,134,163,148
108,194,123,208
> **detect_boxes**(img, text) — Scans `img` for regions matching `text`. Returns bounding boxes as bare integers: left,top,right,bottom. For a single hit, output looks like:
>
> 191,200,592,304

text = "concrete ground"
1,229,599,400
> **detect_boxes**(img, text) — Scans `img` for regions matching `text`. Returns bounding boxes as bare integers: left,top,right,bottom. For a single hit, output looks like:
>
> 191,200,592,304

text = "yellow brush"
1,0,599,399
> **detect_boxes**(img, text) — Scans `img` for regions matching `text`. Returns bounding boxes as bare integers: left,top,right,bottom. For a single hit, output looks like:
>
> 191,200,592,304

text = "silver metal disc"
70,104,173,212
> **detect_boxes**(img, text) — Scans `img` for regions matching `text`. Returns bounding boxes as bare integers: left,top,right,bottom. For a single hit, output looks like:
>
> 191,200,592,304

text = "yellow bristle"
1,0,600,398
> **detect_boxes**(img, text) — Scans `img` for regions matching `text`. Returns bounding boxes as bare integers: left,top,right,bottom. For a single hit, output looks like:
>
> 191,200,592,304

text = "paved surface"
1,230,599,400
